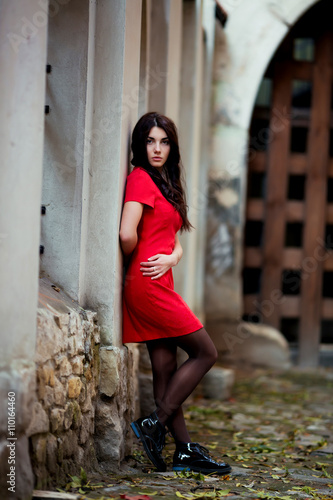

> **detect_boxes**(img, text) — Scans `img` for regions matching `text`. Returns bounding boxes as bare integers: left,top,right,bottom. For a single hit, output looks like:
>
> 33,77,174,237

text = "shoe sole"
130,422,166,472
173,465,232,475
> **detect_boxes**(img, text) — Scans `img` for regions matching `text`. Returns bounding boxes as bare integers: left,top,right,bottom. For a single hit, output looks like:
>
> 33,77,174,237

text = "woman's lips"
152,157,162,160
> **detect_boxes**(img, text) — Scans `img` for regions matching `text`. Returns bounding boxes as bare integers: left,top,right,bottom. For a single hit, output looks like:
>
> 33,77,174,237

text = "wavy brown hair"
131,112,193,232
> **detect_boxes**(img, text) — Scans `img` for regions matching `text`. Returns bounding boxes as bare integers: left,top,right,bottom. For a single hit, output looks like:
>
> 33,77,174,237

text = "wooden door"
243,2,333,367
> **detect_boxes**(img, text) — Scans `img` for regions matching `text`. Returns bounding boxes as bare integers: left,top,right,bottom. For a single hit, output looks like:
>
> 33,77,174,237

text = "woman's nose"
154,142,161,152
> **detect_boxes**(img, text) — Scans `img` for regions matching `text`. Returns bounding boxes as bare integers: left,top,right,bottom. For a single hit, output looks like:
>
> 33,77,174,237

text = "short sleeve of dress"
124,167,155,208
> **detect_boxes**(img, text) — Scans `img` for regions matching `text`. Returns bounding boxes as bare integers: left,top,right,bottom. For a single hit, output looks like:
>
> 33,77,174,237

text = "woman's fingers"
141,265,160,275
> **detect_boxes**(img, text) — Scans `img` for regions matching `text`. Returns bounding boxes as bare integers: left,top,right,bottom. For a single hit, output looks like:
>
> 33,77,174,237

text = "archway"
242,0,333,366
206,0,322,366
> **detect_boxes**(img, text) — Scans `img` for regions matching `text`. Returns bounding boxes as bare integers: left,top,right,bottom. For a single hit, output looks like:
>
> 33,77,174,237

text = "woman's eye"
162,140,170,145
146,139,152,144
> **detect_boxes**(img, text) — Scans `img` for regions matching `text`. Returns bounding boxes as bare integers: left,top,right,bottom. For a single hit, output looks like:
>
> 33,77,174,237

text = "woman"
119,112,231,475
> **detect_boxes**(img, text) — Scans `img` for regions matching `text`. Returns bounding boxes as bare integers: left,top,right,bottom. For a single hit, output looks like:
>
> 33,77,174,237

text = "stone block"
138,343,151,372
71,355,84,375
210,321,292,370
80,392,92,414
78,380,87,406
46,433,58,473
26,402,50,436
57,436,64,463
71,401,82,429
54,376,66,406
68,313,79,335
138,373,155,417
63,401,75,430
95,400,123,468
62,429,78,457
34,436,47,464
36,309,66,364
201,367,235,400
38,361,55,387
50,408,65,433
56,312,70,331
59,356,72,377
80,413,94,445
67,336,77,356
99,347,121,397
125,344,140,420
77,445,85,464
42,386,54,409
84,364,93,381
84,337,92,361
68,376,82,399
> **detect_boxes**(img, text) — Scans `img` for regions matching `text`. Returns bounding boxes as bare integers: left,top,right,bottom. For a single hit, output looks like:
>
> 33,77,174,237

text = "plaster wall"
0,1,48,498
40,0,90,301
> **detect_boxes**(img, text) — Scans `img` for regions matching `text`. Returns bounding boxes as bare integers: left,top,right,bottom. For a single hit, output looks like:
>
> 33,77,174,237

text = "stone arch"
215,0,320,130
206,0,321,325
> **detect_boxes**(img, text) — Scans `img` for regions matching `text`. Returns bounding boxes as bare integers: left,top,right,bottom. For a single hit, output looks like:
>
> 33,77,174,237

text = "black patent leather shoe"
131,411,166,472
173,442,231,475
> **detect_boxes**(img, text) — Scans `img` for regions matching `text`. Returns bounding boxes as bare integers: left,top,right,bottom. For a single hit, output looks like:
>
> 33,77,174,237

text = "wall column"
146,0,182,124
80,0,142,347
0,1,48,497
176,0,204,317
194,0,217,322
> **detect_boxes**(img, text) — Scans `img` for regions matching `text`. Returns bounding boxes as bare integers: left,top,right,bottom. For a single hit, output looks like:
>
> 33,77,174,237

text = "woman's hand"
140,253,177,280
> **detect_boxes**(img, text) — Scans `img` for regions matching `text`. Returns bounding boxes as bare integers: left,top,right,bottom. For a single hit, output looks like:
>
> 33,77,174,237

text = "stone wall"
27,279,139,490
28,306,101,490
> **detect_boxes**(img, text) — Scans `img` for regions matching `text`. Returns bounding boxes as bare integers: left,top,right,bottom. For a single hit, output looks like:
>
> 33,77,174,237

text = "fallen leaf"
120,495,151,500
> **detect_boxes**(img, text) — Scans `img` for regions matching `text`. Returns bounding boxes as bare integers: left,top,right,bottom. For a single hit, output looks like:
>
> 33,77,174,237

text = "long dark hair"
131,112,193,232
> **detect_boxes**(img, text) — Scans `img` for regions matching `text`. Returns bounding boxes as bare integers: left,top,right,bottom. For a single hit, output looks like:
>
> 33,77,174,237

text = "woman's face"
146,126,170,170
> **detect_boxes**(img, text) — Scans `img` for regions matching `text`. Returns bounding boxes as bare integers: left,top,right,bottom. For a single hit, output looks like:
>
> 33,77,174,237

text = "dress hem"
122,324,204,344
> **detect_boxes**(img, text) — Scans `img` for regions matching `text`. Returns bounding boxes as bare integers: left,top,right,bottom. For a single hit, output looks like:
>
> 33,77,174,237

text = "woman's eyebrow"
147,136,169,140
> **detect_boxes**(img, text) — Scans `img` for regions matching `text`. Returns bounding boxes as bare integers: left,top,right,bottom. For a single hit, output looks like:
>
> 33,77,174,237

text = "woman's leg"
153,328,218,427
135,330,230,474
147,339,191,443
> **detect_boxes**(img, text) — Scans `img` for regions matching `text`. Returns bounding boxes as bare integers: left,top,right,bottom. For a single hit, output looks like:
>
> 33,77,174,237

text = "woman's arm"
171,233,183,266
119,201,144,255
140,232,183,280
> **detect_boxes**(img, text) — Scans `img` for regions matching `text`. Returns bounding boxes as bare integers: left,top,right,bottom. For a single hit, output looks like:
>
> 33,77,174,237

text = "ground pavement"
37,368,333,500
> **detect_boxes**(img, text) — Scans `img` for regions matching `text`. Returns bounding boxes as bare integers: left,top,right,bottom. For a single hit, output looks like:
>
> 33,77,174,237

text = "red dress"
122,166,203,343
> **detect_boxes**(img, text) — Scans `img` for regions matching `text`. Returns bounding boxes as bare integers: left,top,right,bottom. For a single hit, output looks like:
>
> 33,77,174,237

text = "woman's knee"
201,332,218,368
209,344,218,366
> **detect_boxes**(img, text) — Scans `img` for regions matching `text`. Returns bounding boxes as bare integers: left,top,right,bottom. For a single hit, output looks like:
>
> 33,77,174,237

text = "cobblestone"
34,368,333,500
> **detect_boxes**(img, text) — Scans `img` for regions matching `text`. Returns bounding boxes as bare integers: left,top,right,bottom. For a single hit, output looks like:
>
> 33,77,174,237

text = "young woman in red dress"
119,112,231,475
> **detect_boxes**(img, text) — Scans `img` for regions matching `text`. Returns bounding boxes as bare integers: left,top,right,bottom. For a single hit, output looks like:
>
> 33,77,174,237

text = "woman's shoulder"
128,166,155,184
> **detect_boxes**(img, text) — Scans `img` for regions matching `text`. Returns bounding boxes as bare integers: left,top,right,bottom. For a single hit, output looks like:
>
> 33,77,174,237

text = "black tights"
146,327,218,443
